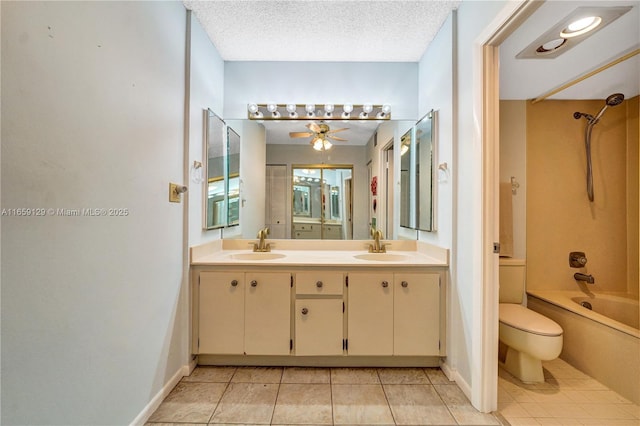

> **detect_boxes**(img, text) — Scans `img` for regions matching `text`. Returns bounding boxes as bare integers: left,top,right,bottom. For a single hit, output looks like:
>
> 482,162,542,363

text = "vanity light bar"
247,103,391,121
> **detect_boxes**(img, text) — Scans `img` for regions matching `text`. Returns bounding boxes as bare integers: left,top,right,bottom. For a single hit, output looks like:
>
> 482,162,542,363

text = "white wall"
224,62,419,120
454,0,509,405
417,14,454,250
1,2,189,424
188,13,225,246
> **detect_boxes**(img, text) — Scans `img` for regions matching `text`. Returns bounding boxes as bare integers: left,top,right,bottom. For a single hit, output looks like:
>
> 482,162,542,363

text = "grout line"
377,368,398,426
206,377,233,425
329,367,335,425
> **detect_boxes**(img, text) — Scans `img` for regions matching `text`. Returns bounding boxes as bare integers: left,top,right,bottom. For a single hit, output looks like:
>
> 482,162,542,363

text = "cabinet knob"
301,308,308,315
382,281,389,288
316,281,323,288
231,280,238,287
251,280,258,287
401,281,408,288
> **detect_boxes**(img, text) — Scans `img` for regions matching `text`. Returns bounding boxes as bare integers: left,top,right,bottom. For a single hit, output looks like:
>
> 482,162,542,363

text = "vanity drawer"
296,271,343,295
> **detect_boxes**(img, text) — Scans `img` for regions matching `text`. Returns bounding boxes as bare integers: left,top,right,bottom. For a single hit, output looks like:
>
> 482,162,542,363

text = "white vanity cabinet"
294,271,344,356
347,272,394,355
244,272,291,355
198,272,245,354
393,273,441,355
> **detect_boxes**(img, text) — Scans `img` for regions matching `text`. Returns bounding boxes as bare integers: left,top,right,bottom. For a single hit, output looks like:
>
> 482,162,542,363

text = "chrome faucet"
254,227,271,252
574,272,595,284
368,227,388,253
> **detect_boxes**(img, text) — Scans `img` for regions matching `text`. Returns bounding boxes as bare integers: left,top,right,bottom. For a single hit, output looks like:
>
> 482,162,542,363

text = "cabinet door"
394,273,440,355
199,272,245,354
347,272,393,355
295,299,343,356
244,272,291,355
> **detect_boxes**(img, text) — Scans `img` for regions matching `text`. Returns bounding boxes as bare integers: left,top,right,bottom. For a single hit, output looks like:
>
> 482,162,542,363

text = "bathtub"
527,290,639,405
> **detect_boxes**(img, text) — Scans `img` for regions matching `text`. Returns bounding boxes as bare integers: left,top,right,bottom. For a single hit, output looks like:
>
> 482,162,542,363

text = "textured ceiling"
183,0,460,62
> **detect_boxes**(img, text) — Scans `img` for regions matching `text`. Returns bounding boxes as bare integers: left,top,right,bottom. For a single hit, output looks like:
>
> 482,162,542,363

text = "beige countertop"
191,239,448,267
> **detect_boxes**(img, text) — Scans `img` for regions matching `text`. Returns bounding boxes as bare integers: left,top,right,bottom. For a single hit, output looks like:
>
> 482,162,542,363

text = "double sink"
230,252,409,262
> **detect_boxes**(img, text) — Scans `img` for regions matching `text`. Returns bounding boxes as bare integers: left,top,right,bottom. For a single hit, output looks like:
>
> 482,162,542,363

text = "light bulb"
267,103,277,113
363,104,373,113
359,111,368,119
382,104,391,114
305,104,315,113
248,103,259,113
313,139,324,151
323,141,332,150
254,111,263,119
324,104,334,113
343,104,353,113
271,111,281,118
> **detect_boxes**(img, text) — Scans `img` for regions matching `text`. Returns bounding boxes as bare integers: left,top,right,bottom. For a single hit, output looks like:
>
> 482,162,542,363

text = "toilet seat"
499,303,563,337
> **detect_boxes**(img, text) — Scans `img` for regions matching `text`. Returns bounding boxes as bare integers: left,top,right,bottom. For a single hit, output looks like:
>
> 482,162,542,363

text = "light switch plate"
169,183,181,203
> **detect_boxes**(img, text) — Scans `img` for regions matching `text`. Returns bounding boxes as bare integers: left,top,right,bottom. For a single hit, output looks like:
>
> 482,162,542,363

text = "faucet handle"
569,251,587,268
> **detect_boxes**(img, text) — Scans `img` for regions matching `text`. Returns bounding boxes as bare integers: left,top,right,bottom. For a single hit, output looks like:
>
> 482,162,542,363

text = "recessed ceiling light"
561,16,602,38
536,38,567,55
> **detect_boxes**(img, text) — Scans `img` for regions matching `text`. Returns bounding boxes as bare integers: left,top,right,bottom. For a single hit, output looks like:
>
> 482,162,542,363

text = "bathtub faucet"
574,272,595,284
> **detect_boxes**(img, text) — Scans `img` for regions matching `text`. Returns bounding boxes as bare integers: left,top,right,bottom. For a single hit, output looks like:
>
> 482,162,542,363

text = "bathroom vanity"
190,239,448,367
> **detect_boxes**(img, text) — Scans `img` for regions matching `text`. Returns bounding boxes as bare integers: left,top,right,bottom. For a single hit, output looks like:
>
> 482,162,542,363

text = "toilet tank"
499,258,526,304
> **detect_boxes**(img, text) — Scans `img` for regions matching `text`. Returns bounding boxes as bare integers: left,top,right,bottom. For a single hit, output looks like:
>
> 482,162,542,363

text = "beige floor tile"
560,390,592,403
377,368,430,384
578,403,636,420
424,367,450,385
526,390,572,404
383,384,456,425
581,390,634,404
331,384,394,425
210,383,279,424
538,403,590,418
281,367,331,384
497,400,530,418
231,366,283,383
581,419,640,425
182,366,236,383
518,402,552,418
330,367,380,384
145,423,208,425
618,403,640,419
434,384,500,425
504,417,541,425
148,382,227,424
271,383,332,425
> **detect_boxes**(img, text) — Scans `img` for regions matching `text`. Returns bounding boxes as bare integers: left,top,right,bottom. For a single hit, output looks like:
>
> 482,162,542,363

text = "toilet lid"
499,303,563,337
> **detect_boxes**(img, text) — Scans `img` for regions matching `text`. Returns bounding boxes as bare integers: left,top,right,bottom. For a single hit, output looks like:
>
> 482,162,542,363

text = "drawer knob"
382,281,389,288
401,281,408,288
231,280,238,287
301,308,308,315
251,280,258,287
316,281,323,288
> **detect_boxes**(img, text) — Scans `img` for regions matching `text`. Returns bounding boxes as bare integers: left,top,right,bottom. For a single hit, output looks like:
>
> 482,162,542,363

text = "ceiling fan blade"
289,132,313,138
306,122,321,133
327,135,348,142
326,127,349,134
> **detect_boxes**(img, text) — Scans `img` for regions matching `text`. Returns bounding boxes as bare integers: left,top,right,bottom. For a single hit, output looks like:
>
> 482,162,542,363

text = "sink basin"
231,252,286,261
354,253,409,262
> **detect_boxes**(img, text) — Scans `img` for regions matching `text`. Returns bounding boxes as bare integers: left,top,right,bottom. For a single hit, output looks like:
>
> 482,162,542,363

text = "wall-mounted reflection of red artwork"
371,176,377,196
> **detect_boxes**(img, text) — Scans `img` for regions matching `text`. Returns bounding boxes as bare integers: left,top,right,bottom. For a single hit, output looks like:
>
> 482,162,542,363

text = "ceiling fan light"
323,141,332,150
313,138,324,151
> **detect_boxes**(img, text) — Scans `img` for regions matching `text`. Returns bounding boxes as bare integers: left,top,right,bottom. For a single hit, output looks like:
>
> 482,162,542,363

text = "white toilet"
499,259,563,383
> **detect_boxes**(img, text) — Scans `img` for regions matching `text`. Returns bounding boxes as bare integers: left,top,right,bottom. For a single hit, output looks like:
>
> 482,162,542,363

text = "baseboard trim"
129,363,190,426
441,360,472,401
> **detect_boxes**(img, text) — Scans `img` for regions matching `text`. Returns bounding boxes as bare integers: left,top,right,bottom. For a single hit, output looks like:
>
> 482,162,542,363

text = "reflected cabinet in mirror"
292,166,353,240
204,109,241,230
400,110,437,232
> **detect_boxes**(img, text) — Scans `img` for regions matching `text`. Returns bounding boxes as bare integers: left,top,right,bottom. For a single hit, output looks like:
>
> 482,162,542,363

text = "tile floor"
147,366,501,425
496,358,640,425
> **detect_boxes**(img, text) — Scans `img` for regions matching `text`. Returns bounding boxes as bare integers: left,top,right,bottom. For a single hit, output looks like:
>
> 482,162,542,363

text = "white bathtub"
527,290,639,405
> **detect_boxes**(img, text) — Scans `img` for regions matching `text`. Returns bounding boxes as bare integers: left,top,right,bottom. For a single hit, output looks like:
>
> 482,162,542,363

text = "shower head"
605,93,624,106
593,93,625,122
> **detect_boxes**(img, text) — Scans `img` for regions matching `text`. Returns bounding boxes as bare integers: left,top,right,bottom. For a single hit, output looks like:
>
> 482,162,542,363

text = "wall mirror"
291,165,353,240
205,109,226,229
227,126,240,226
399,110,437,232
204,109,241,230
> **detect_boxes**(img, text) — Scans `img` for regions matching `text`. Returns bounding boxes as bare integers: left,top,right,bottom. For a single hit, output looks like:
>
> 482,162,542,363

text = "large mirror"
400,110,437,232
234,118,435,239
204,109,241,230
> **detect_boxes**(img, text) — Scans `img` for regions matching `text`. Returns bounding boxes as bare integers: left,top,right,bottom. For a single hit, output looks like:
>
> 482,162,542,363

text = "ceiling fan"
289,122,349,151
